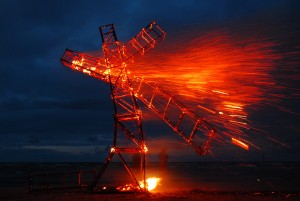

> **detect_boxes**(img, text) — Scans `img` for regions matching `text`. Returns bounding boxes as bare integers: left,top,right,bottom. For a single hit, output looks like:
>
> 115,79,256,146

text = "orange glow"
72,58,84,66
104,69,110,75
140,177,161,191
231,138,249,150
116,184,135,192
115,177,161,192
212,89,229,95
63,27,294,152
143,145,148,153
129,30,283,148
82,69,91,75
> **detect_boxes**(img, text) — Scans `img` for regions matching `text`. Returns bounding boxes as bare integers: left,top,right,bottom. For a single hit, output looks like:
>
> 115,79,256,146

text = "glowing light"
231,138,249,150
212,89,229,95
197,105,216,114
224,102,244,110
140,177,161,191
142,145,148,153
82,69,91,75
115,177,160,192
229,120,248,125
110,147,115,153
116,184,135,192
104,69,111,75
72,58,84,66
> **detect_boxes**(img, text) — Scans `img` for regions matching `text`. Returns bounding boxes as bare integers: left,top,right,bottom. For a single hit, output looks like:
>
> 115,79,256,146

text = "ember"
131,30,285,149
114,177,161,192
116,184,136,192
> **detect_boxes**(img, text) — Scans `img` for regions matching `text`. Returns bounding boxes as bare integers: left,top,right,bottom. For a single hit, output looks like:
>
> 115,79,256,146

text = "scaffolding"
61,20,216,192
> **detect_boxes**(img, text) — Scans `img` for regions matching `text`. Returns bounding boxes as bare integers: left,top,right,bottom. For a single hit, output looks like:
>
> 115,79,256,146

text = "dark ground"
0,162,299,201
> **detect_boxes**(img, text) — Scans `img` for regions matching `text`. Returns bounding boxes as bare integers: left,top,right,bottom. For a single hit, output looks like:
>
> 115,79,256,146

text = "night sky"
1,0,299,162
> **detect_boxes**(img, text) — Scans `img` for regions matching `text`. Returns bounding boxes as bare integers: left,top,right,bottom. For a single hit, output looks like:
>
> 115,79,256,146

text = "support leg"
88,150,115,192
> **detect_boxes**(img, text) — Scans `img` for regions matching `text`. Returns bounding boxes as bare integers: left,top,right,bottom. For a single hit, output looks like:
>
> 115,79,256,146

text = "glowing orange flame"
115,177,161,192
142,144,148,153
72,58,84,66
116,184,135,192
140,177,161,191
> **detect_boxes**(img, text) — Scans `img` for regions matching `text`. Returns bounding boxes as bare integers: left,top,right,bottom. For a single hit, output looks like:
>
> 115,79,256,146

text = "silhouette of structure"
61,21,216,192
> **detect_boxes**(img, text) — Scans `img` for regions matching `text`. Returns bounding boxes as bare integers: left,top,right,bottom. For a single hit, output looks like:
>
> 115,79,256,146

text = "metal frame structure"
61,20,216,192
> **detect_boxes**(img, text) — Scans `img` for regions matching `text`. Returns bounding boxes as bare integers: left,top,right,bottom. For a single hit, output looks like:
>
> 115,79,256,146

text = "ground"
1,187,299,201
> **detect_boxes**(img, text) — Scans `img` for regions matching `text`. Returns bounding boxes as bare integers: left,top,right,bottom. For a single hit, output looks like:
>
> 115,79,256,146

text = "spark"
197,105,216,114
231,138,249,150
267,137,291,148
65,26,299,153
129,28,299,150
212,89,229,95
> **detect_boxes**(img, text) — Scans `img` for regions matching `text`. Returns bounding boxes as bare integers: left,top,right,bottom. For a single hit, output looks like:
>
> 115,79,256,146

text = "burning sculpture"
61,21,217,192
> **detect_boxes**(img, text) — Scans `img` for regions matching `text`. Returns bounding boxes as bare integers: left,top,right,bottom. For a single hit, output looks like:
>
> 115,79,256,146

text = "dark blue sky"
0,0,299,162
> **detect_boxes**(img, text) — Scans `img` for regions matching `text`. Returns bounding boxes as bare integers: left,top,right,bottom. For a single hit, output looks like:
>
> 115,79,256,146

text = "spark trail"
130,28,299,150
